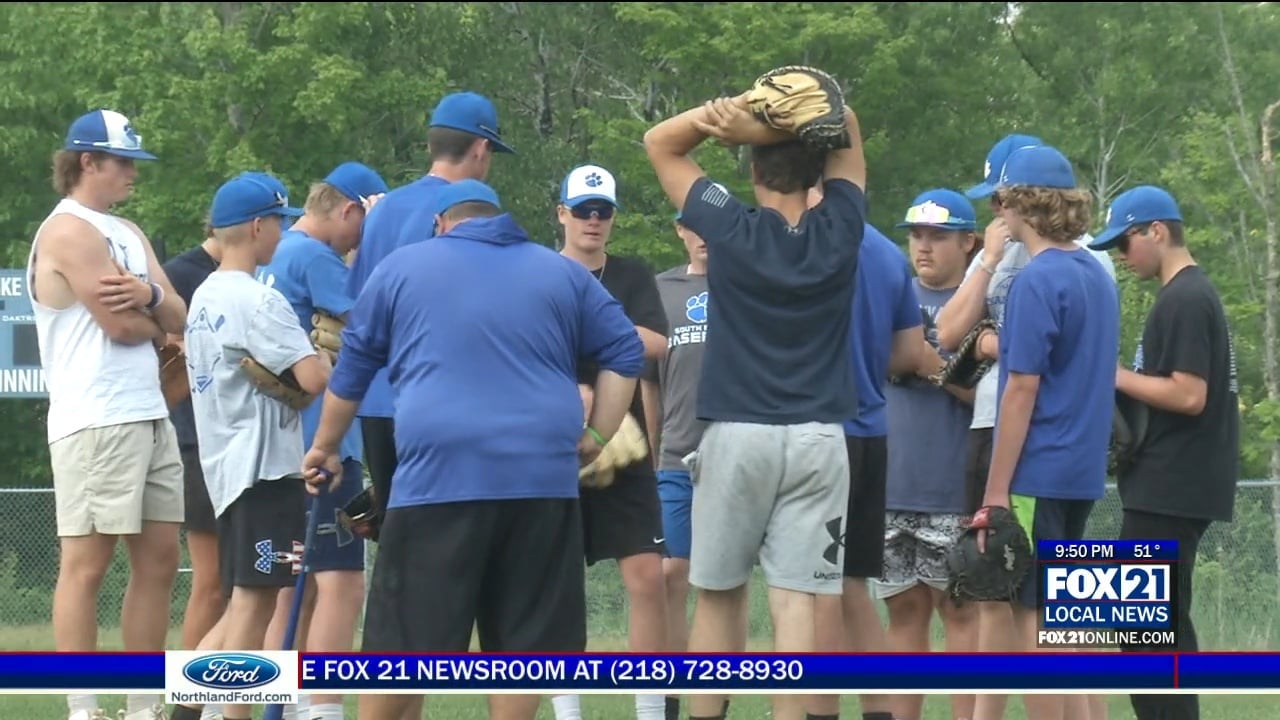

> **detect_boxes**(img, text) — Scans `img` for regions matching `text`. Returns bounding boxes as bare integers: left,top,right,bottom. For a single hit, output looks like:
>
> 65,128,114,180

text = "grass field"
1,626,1274,720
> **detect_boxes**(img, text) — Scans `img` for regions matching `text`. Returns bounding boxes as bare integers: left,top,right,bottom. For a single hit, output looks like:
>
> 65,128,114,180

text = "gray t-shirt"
185,271,317,517
645,266,710,472
965,233,1115,429
885,280,972,514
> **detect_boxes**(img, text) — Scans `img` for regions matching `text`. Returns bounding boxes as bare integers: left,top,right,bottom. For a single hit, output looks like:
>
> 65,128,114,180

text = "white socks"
310,702,345,720
126,694,164,716
199,704,223,720
282,695,311,720
67,694,97,718
552,694,582,720
636,694,666,720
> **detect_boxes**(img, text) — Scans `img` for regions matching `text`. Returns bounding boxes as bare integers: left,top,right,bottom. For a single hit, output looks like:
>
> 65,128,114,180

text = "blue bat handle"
262,469,332,720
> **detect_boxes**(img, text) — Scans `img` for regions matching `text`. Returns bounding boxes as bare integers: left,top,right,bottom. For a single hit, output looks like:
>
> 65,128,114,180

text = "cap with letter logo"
64,109,158,161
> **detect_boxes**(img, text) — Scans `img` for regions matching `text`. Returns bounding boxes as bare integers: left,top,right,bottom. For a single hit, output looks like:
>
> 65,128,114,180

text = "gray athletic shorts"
688,421,849,595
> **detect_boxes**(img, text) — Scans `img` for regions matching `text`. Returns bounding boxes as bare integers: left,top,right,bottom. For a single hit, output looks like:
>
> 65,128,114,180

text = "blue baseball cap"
1089,185,1183,251
429,92,515,154
995,145,1077,190
965,133,1043,199
434,179,502,217
561,164,620,209
64,109,157,161
209,172,304,229
324,162,388,203
896,189,977,230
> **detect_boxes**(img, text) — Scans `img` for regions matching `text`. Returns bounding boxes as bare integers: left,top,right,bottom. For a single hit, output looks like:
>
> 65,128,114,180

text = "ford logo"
182,654,281,690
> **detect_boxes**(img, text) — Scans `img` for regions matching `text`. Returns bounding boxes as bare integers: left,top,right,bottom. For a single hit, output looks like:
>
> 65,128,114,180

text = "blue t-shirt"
680,177,866,425
999,247,1120,501
346,175,451,418
257,229,363,463
327,213,646,509
843,225,923,437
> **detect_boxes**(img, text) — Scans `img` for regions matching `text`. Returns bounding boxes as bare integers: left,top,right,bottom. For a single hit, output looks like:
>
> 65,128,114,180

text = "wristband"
585,425,608,447
980,261,997,276
146,282,163,310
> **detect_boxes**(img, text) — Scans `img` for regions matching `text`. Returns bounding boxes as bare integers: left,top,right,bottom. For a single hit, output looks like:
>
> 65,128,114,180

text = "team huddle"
29,66,1239,720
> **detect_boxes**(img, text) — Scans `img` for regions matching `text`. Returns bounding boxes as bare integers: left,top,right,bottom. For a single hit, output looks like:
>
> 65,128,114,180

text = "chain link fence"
0,482,1276,651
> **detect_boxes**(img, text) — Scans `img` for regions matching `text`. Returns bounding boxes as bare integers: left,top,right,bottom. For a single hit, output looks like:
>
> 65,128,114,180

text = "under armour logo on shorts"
254,539,302,575
822,517,844,565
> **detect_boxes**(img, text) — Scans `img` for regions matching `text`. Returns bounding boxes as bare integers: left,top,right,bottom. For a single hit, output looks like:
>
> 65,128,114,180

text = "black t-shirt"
577,252,668,431
679,176,866,425
1121,265,1240,522
163,244,218,449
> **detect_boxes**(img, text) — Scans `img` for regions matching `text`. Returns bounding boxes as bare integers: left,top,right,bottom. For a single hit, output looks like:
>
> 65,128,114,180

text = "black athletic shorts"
181,446,217,535
360,417,396,525
361,498,587,653
580,461,667,565
964,427,995,515
843,435,888,579
216,477,307,599
1012,495,1095,610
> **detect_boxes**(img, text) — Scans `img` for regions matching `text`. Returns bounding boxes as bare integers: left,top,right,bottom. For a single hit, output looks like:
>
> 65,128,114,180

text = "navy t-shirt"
162,244,218,450
679,177,866,425
999,247,1120,501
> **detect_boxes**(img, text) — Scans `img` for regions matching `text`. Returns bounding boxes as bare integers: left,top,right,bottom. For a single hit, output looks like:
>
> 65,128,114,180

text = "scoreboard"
1038,539,1179,649
0,269,46,398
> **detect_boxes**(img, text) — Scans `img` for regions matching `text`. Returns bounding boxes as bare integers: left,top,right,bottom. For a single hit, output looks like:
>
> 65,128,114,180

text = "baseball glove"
579,413,649,490
932,319,996,389
1108,391,1150,477
338,484,382,542
239,357,315,411
946,505,1033,604
311,310,344,365
157,343,189,408
746,66,851,151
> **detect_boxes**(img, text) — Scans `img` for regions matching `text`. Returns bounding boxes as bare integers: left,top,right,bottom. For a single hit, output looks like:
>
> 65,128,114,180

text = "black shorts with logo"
580,461,667,565
844,435,888,579
216,477,307,598
362,498,587,653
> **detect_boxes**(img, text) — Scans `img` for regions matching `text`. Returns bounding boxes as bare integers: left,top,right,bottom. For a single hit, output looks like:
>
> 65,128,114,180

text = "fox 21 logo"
1045,564,1171,602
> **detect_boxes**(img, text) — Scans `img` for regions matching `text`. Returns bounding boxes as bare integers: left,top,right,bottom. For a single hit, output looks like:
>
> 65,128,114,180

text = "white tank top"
26,198,167,444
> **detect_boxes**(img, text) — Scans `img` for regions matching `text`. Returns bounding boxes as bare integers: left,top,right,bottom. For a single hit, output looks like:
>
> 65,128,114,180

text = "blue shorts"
306,458,366,572
657,469,693,560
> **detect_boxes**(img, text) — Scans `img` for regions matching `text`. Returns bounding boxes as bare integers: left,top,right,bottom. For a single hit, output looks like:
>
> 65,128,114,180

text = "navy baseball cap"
64,109,157,161
434,179,502,217
896,189,977,230
995,145,1077,190
1089,185,1184,251
429,92,515,154
325,162,389,203
965,133,1043,199
209,172,303,229
561,164,621,209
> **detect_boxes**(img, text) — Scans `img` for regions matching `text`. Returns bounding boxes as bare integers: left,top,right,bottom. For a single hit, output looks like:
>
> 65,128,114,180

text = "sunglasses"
569,204,615,220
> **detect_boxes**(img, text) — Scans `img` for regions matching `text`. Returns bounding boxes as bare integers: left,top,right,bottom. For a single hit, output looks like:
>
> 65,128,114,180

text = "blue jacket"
329,213,645,508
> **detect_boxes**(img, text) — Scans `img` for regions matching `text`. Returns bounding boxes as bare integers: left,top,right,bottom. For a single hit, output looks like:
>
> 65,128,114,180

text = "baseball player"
303,180,644,720
554,164,670,720
1090,186,1240,720
256,161,388,720
875,190,980,720
645,93,866,720
345,91,514,558
640,214,717,720
804,183,925,720
971,146,1119,720
170,172,332,720
27,109,187,720
161,221,225,720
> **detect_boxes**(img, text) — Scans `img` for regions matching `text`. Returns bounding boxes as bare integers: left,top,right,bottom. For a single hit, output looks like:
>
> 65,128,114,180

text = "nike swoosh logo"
653,537,665,544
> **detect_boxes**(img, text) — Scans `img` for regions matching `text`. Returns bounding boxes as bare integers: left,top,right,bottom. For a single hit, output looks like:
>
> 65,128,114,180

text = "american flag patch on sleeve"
699,182,730,209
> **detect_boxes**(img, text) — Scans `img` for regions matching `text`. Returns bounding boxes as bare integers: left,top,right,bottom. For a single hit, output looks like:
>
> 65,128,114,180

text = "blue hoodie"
346,174,451,418
329,213,646,508
844,224,923,438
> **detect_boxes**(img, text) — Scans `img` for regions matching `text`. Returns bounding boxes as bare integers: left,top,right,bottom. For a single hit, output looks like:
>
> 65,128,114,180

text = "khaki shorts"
49,419,185,537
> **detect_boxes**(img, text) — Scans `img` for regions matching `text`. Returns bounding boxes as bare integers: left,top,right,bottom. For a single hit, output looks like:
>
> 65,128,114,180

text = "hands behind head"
693,93,794,147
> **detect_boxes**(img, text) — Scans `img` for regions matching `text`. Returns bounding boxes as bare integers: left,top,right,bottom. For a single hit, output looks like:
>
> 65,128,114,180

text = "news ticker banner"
0,652,1278,695
1038,539,1179,649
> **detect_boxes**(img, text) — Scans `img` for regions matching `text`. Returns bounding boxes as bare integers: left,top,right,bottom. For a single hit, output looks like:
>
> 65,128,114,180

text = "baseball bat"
262,469,332,720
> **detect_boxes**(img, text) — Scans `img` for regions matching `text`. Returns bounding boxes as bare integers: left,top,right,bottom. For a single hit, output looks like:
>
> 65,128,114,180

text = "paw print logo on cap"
585,172,603,188
685,291,708,324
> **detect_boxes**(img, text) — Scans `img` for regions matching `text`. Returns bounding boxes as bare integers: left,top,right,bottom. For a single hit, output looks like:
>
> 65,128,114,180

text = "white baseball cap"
560,164,620,208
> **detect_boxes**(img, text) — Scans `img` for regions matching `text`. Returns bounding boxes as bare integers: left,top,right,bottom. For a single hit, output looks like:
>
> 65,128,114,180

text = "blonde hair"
303,182,350,216
995,186,1093,243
